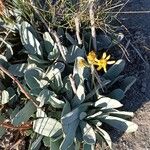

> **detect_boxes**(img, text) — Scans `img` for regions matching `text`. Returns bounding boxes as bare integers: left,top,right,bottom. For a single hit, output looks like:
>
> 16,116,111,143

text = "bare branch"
89,0,97,50
0,65,40,108
75,15,82,45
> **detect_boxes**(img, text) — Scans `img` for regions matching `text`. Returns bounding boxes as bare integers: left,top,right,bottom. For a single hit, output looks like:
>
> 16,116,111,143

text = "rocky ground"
112,0,150,149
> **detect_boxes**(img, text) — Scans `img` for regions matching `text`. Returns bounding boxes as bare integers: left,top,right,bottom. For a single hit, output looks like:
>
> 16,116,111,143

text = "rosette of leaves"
0,21,137,150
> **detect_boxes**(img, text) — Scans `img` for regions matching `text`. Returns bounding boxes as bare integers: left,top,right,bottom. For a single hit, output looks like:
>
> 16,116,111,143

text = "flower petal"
97,66,102,71
102,52,107,59
107,61,115,65
106,55,110,60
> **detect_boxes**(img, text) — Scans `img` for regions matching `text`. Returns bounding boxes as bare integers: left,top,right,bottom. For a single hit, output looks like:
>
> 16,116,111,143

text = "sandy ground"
112,0,150,149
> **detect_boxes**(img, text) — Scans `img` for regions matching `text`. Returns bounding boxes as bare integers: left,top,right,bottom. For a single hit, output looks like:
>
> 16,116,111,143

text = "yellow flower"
78,58,89,68
87,51,98,65
95,52,115,72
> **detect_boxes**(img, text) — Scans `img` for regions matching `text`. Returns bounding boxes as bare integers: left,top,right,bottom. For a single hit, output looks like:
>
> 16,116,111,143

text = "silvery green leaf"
83,143,95,150
65,32,77,45
0,55,9,68
61,100,71,118
33,117,62,137
30,135,43,150
73,57,91,81
80,121,96,144
48,43,59,61
28,55,49,64
66,46,85,63
1,90,9,104
10,106,20,119
49,96,65,109
120,76,136,93
60,119,79,150
62,76,73,100
19,21,43,57
72,81,85,107
97,34,111,49
30,88,42,96
36,108,47,118
24,67,45,89
3,43,13,60
89,120,102,127
36,89,56,107
43,137,51,147
7,87,17,102
50,138,63,150
108,89,125,101
99,115,138,133
8,63,27,77
43,32,55,54
110,111,134,119
103,59,125,81
79,112,87,120
53,62,65,73
12,101,36,126
86,111,103,120
95,96,123,109
97,127,112,149
49,68,63,92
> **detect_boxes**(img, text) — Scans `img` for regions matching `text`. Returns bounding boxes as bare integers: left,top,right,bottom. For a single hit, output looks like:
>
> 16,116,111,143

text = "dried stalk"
0,121,32,131
30,3,66,61
75,15,82,45
89,0,97,51
0,65,40,108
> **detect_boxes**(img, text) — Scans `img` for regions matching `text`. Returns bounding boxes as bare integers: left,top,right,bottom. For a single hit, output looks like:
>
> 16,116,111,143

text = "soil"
111,0,150,149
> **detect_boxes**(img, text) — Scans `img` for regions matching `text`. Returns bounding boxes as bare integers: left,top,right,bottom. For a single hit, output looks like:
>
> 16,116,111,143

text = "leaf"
0,54,9,68
30,135,43,150
43,32,55,54
60,119,79,150
3,43,13,60
80,121,96,144
36,108,47,118
97,34,111,49
8,63,27,77
19,21,43,57
97,127,112,149
36,89,56,107
103,59,125,81
94,96,123,109
86,111,103,120
83,143,95,150
66,46,85,63
109,111,134,119
48,44,59,61
33,118,62,137
28,55,49,65
120,76,136,93
12,101,36,126
50,138,63,150
100,115,138,133
108,89,125,101
1,90,9,104
49,68,63,92
24,67,45,89
65,32,77,45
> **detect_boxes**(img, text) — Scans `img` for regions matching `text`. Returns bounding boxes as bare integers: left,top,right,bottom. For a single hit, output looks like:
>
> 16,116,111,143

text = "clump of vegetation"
0,0,138,149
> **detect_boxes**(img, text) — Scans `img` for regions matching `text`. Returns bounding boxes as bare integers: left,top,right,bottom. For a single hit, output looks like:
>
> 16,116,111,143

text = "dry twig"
89,0,97,50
